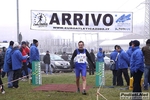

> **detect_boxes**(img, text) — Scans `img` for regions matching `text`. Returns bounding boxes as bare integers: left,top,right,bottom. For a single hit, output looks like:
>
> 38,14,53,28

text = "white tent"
98,33,147,51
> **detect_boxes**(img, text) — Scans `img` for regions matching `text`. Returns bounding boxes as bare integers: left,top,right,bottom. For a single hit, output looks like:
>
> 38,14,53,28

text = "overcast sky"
0,0,145,42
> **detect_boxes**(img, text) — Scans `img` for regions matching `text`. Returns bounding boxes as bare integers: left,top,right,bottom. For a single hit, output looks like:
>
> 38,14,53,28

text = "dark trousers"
89,64,94,75
13,69,21,88
117,68,130,86
1,71,6,78
0,71,4,91
130,71,133,77
0,78,3,85
22,62,28,78
0,71,2,85
112,70,117,85
133,70,143,92
0,77,4,91
27,62,32,69
148,72,150,84
116,71,124,86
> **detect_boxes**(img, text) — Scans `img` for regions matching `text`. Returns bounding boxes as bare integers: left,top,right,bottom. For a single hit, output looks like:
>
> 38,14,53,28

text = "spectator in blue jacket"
126,41,133,61
116,45,130,86
110,45,123,86
97,48,105,62
29,39,40,69
11,42,28,88
3,41,14,88
130,40,144,93
126,41,133,77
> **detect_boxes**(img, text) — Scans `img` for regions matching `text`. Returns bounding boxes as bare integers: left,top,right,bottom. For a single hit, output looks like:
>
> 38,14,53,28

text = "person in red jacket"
20,41,30,79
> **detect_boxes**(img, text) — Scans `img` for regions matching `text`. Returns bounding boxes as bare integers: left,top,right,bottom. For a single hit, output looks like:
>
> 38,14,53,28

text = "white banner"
31,10,133,32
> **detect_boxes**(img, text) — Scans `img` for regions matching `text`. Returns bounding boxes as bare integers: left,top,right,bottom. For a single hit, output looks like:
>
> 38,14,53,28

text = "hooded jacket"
110,50,119,70
96,51,105,62
130,46,144,73
29,44,40,63
3,46,13,72
118,49,130,69
11,47,27,70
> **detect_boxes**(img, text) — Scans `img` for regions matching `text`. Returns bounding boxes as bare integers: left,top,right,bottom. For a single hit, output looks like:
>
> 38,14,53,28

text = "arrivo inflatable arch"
31,10,133,32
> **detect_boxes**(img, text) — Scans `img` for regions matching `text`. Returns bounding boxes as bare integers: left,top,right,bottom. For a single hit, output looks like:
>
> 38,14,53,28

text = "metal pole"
149,0,150,38
72,33,74,52
97,33,99,52
17,0,19,42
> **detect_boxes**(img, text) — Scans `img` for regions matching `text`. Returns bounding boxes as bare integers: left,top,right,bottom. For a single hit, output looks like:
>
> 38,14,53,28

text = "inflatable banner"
31,10,133,32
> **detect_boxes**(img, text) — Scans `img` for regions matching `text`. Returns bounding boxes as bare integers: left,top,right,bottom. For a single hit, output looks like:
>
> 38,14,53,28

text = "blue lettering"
116,14,131,23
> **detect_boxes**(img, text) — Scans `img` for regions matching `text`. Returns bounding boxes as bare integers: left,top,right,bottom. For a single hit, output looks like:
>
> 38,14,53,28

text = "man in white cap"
11,42,28,88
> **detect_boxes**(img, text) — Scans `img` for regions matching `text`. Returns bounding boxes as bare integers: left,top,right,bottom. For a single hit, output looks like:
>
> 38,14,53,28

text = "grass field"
0,71,149,100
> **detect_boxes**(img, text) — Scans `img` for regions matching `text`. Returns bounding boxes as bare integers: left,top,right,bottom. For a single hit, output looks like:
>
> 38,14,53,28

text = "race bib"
77,53,86,63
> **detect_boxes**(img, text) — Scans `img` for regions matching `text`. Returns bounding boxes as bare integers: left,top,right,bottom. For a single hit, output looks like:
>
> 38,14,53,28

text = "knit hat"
33,39,38,44
9,41,14,46
13,42,19,47
132,40,140,47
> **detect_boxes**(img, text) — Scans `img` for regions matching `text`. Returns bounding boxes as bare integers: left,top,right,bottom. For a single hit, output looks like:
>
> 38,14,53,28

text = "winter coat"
29,44,40,63
3,46,13,72
90,52,95,63
20,46,30,62
96,52,105,62
130,46,144,73
142,44,150,65
110,50,119,70
11,48,27,70
0,53,4,69
118,49,130,69
126,46,133,61
43,54,51,64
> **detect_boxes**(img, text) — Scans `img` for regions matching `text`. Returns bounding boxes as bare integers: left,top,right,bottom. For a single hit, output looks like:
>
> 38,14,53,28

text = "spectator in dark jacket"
43,51,52,75
130,40,144,94
1,47,6,78
11,42,28,88
61,52,68,61
0,50,5,94
89,49,95,75
142,39,150,90
116,45,130,86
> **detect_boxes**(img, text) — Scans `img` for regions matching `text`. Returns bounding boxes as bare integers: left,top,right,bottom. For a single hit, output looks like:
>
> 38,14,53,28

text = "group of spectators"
0,39,40,94
86,39,150,95
110,39,150,94
0,38,149,97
